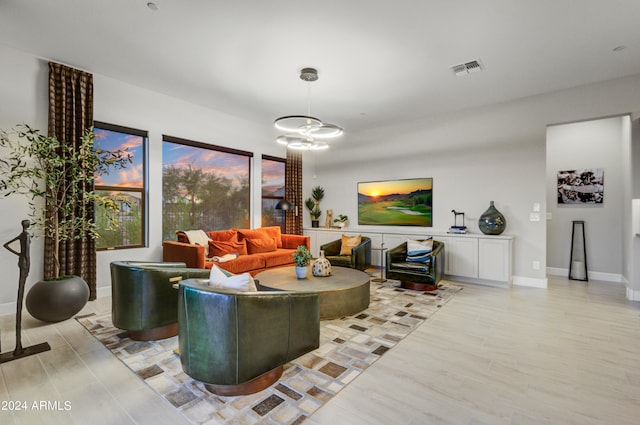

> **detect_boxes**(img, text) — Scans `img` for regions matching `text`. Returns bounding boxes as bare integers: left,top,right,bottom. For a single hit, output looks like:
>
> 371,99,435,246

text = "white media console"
304,227,513,287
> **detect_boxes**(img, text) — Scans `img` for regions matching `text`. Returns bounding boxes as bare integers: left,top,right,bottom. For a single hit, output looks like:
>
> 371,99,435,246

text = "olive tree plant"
0,124,131,278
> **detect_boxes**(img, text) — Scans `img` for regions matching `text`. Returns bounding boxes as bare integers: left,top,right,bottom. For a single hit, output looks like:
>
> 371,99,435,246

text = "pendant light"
274,68,343,150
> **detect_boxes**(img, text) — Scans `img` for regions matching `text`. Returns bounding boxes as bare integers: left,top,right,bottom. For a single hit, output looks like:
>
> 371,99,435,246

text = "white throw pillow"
208,264,257,292
209,264,229,285
184,229,212,256
407,238,433,255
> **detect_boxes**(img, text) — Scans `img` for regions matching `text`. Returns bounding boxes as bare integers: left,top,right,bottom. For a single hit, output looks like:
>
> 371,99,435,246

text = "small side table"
371,244,388,283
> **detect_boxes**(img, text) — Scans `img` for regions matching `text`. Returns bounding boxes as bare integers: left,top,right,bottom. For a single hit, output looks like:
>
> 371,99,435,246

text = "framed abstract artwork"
557,168,604,204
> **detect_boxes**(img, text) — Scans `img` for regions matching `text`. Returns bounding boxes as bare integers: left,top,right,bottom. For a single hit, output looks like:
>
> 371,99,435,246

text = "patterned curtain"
284,149,303,235
47,62,96,300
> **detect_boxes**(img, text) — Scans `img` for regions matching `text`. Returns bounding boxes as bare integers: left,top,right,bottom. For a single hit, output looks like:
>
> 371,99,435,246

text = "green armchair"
110,261,211,341
385,240,444,291
178,279,320,395
320,236,372,270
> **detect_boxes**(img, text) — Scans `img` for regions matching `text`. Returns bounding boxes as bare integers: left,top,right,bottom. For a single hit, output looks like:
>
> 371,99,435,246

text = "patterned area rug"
77,272,462,424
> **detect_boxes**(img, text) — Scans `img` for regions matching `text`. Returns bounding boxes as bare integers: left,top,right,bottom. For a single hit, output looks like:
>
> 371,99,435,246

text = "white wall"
546,116,626,280
307,75,640,286
309,121,547,286
0,46,49,314
0,45,284,312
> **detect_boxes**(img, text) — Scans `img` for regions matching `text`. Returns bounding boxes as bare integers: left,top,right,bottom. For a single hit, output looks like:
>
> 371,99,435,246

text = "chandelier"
275,68,343,150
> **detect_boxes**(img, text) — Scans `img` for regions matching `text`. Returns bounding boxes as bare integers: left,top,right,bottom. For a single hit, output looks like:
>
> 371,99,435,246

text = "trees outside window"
162,136,251,240
261,156,286,230
94,122,147,249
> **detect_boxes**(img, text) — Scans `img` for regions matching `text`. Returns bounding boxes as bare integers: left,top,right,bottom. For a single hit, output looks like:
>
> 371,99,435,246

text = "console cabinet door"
478,238,511,282
437,236,478,278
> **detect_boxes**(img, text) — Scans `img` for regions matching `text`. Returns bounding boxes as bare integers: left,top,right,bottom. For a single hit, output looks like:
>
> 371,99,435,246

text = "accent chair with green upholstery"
110,261,211,341
320,235,372,270
385,239,444,291
177,279,320,396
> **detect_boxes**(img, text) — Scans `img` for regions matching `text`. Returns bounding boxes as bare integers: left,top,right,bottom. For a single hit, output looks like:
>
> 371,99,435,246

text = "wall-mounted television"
357,178,433,226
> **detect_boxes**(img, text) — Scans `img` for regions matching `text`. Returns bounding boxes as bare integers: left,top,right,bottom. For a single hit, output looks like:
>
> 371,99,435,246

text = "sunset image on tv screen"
357,178,432,226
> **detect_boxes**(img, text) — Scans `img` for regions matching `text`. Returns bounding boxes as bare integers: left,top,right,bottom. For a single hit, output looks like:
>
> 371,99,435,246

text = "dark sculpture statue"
1,220,50,363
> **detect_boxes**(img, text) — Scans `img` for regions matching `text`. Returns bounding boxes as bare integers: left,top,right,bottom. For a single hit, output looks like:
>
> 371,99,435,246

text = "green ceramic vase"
478,201,506,235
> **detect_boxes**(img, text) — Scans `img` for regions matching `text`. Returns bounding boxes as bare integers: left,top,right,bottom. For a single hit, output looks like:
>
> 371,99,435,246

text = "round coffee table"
255,266,370,319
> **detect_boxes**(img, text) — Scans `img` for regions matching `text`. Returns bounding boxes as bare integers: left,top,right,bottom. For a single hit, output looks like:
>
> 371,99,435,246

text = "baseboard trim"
0,302,14,316
626,287,640,301
97,285,111,299
512,275,548,288
546,267,623,283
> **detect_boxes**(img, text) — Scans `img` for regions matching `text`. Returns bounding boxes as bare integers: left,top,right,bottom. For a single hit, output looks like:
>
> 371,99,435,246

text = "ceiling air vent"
450,59,484,76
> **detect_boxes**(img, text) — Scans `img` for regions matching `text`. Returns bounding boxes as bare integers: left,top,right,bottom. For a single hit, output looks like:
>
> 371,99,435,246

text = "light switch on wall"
529,212,541,222
533,202,541,212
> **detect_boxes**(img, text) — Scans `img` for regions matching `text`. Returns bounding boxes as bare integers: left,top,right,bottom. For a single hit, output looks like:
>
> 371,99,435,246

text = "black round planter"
26,275,90,322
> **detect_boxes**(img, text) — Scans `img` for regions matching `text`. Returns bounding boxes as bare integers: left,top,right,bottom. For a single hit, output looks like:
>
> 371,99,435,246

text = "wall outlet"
532,261,540,270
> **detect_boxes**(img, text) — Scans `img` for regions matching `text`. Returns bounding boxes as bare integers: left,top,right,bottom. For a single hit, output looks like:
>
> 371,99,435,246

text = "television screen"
358,178,433,226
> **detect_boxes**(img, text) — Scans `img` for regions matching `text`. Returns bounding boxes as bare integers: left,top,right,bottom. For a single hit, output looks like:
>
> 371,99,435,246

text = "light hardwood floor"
1,276,639,425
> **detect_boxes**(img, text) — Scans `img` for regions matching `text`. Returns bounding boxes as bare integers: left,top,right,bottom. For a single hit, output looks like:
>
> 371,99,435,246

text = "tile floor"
1,275,639,425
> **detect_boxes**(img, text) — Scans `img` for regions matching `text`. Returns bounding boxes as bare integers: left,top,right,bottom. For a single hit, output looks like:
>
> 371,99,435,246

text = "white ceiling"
1,0,640,135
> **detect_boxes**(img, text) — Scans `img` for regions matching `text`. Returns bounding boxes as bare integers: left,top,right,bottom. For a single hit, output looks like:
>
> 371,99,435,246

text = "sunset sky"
261,158,285,195
94,128,143,188
162,141,249,188
358,178,432,197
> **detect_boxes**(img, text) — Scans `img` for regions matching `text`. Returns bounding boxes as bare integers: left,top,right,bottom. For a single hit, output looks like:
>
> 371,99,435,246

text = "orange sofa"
162,226,310,276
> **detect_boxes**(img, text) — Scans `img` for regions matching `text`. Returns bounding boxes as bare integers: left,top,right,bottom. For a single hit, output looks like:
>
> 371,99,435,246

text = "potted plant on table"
0,124,131,322
292,245,312,279
333,214,349,229
305,185,324,228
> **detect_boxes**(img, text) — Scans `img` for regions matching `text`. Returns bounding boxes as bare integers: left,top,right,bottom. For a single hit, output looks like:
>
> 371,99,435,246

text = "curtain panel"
47,62,97,300
284,150,303,235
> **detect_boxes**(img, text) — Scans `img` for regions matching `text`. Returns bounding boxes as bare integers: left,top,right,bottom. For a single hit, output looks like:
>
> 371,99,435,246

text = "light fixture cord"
307,81,311,116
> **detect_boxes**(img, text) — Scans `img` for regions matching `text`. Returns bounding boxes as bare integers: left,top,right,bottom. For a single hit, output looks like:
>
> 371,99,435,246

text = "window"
162,136,252,240
93,122,147,249
261,155,286,230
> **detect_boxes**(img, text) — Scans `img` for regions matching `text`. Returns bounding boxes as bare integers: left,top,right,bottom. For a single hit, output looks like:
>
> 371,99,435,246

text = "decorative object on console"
478,201,506,235
275,67,343,151
312,250,332,277
324,209,334,228
305,185,324,228
449,209,467,234
358,178,433,226
333,214,349,228
292,245,312,279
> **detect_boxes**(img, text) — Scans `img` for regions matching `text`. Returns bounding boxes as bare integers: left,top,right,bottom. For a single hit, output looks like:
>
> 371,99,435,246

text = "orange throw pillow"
246,238,277,254
207,229,237,242
208,240,247,257
340,234,361,256
236,228,271,242
258,226,283,248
